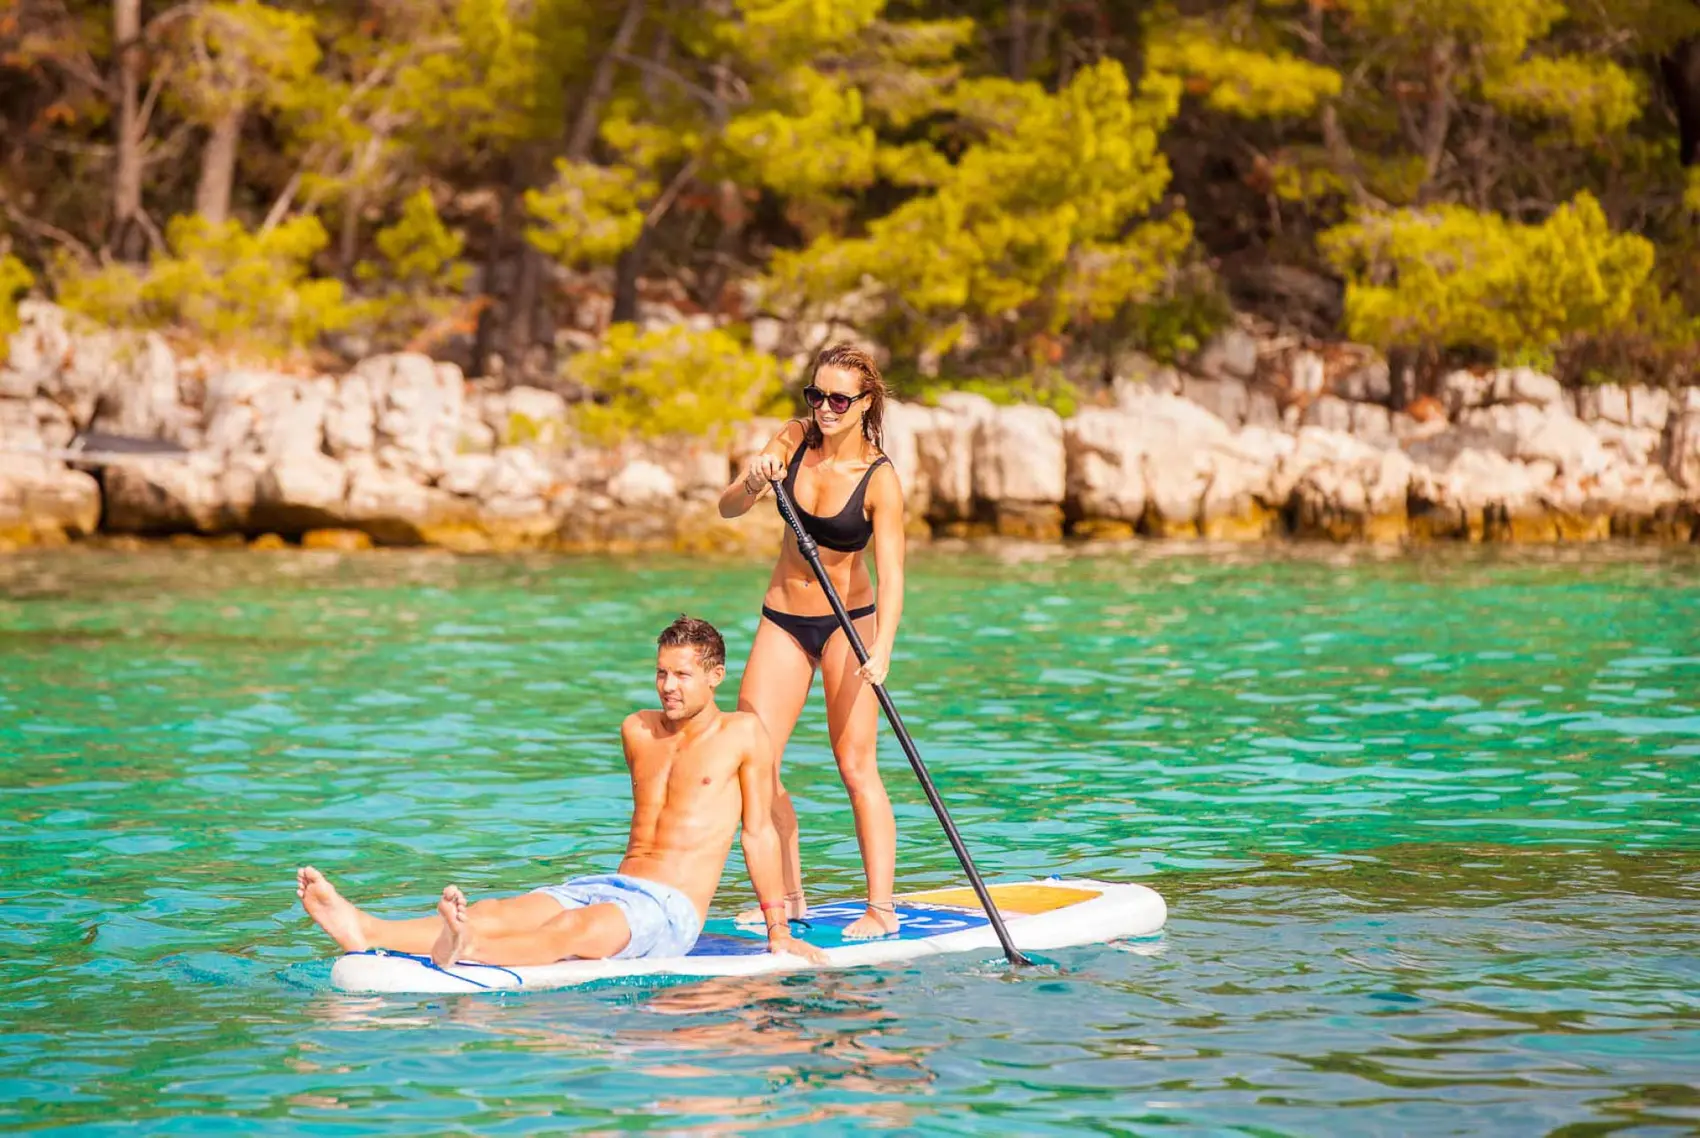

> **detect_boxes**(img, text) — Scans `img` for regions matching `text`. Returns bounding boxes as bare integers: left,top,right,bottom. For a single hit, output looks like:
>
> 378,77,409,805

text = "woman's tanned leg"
820,612,898,938
735,617,817,918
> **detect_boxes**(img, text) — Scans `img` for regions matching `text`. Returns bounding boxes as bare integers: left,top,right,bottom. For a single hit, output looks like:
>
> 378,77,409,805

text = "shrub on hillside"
55,216,352,353
915,372,1079,418
564,323,783,441
352,190,473,349
1321,193,1657,374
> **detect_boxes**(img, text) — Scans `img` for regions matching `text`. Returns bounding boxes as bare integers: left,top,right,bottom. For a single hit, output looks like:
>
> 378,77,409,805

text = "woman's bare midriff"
761,538,874,616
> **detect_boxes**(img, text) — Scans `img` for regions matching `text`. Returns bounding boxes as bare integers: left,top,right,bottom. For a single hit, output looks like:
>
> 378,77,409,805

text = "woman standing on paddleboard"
716,343,905,939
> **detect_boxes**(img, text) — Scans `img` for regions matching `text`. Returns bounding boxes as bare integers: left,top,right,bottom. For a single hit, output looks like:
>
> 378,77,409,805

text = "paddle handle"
770,479,1033,967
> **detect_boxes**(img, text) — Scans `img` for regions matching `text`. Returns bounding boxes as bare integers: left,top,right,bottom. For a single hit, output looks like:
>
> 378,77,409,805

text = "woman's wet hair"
657,615,725,670
803,342,887,452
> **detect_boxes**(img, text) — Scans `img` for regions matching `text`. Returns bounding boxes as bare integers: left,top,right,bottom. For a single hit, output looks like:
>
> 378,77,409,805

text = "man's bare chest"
631,745,739,810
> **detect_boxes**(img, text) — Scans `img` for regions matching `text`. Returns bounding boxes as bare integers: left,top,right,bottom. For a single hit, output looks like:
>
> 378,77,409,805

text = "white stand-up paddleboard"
329,877,1166,994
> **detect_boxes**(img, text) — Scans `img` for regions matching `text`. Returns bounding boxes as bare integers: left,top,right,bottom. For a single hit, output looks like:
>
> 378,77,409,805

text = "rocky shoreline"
2,302,1697,553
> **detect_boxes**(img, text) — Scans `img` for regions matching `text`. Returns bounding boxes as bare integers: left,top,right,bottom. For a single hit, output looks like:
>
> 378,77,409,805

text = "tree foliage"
0,0,1696,395
1146,18,1342,119
352,189,474,348
1322,193,1657,362
1482,55,1645,144
164,1,322,124
770,59,1191,366
564,323,783,440
57,217,352,352
1142,0,1700,377
524,161,650,265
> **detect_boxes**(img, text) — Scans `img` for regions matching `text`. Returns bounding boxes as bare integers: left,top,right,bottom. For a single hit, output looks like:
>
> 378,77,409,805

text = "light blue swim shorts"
530,873,703,960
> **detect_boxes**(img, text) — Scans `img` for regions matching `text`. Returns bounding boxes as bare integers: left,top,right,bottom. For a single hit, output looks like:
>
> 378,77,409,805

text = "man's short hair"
657,614,725,670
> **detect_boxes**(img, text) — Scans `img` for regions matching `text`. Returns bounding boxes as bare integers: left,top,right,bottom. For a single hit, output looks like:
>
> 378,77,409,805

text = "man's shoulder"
622,709,660,738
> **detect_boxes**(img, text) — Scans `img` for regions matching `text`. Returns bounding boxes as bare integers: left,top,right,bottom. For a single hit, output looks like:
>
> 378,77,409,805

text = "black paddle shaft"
769,478,1033,967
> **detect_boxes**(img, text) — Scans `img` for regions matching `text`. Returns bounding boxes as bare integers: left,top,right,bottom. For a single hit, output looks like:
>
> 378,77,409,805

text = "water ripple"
1,544,1696,1135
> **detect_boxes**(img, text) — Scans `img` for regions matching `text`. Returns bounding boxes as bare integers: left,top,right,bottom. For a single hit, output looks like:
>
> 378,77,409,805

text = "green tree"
352,189,473,349
769,58,1190,370
6,0,1700,388
256,0,463,275
1322,192,1657,368
1141,0,1700,374
162,1,323,224
578,1,971,317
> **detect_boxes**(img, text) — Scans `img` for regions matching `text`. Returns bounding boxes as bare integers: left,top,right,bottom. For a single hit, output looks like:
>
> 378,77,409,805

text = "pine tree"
768,57,1189,374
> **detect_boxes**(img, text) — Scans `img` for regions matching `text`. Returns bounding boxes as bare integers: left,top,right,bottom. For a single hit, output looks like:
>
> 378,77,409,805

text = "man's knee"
544,904,630,959
467,895,533,934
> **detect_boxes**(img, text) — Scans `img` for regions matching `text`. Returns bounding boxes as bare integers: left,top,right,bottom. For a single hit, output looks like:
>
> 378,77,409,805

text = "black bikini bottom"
761,604,876,660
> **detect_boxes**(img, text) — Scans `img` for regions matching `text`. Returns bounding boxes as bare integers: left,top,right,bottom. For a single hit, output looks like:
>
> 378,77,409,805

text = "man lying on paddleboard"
295,615,830,968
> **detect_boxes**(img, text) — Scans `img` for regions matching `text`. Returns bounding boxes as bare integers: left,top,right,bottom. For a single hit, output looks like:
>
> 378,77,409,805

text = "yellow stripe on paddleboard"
899,883,1101,915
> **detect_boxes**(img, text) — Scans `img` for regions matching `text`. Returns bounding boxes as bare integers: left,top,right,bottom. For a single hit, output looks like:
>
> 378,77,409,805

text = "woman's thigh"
819,612,882,773
737,616,816,767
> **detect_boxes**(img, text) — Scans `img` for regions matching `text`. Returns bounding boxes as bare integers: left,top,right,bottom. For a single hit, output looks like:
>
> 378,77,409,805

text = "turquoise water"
3,544,1698,1135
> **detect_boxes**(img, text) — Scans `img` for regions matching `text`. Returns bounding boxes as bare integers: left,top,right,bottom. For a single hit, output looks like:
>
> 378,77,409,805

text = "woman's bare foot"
735,890,807,926
430,885,473,967
843,903,900,940
297,866,370,952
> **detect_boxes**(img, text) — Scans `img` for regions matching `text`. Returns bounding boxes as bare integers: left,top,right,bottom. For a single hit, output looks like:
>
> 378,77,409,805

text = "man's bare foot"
736,890,807,926
430,885,473,967
297,866,370,952
843,903,900,940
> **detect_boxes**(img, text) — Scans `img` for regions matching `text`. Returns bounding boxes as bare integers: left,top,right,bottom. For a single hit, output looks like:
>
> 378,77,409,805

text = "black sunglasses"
803,385,870,414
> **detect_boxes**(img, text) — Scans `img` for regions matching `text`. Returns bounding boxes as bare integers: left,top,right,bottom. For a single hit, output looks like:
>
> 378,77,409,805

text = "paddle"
770,477,1034,967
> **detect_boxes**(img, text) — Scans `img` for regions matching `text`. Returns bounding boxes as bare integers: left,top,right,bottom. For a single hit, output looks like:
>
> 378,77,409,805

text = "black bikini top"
783,442,889,553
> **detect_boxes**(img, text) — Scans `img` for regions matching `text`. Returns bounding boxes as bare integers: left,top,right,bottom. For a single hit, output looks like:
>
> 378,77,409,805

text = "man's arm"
737,716,829,965
619,711,644,775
